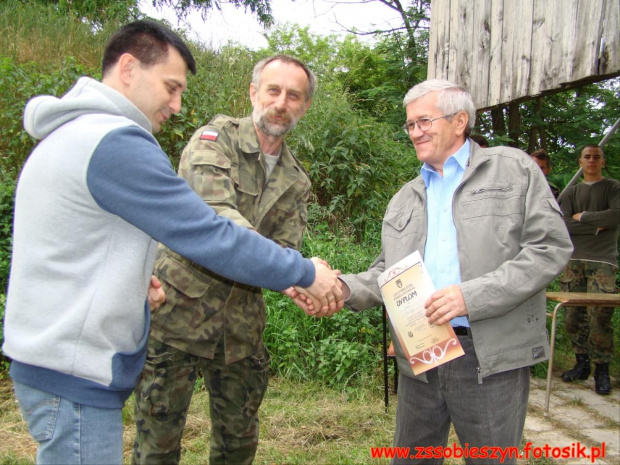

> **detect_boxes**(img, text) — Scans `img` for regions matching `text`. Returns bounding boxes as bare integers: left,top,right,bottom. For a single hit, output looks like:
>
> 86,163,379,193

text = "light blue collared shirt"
421,140,470,328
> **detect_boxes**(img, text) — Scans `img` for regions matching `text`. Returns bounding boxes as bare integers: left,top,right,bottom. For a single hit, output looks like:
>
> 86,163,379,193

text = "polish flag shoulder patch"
199,130,219,141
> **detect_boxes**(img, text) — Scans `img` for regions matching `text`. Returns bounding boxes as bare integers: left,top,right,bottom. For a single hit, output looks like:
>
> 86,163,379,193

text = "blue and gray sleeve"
86,126,315,291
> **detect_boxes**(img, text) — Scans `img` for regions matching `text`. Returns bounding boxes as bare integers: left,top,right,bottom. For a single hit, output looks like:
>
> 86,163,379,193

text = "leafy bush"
0,174,15,378
263,222,387,389
294,85,414,239
261,26,417,238
0,174,14,291
0,56,96,173
156,45,257,167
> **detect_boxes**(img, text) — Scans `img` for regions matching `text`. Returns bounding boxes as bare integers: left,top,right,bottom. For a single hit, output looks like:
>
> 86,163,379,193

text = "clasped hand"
148,275,166,311
282,257,344,317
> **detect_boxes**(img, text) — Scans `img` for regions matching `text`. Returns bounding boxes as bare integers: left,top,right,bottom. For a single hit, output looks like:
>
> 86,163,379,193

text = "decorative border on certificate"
378,251,464,375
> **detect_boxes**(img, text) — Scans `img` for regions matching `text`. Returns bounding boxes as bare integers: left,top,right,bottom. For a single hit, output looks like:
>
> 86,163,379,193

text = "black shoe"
561,353,591,382
594,363,611,395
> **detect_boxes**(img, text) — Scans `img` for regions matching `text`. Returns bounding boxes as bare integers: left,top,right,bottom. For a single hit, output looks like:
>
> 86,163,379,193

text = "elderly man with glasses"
334,79,573,463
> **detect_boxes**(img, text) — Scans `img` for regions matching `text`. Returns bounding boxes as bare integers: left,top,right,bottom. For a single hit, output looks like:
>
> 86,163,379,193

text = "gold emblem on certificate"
378,251,464,375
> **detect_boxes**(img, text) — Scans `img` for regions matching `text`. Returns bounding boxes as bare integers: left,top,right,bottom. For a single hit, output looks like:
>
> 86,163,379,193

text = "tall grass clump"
0,0,114,68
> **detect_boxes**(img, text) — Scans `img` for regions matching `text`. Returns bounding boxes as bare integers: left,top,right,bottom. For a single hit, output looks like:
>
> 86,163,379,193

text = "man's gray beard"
253,106,299,137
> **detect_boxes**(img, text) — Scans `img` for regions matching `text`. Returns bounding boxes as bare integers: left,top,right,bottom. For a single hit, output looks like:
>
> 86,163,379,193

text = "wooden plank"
499,0,517,104
437,0,452,79
428,0,446,79
428,0,619,110
556,0,579,84
470,0,492,109
529,0,556,94
427,2,437,79
455,0,475,92
546,292,620,307
446,0,460,83
545,0,577,90
510,0,533,100
487,0,505,108
600,0,620,76
571,0,605,82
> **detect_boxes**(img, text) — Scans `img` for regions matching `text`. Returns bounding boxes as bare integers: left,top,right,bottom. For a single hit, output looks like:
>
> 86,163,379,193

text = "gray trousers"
393,335,530,465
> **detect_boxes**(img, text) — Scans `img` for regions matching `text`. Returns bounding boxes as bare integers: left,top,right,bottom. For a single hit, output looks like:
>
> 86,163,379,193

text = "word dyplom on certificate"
378,250,464,375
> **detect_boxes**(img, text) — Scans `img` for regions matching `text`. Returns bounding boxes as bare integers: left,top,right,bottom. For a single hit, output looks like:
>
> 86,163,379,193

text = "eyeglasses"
402,113,457,134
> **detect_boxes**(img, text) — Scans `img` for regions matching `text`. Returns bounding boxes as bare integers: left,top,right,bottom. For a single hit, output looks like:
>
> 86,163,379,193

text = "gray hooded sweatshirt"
3,77,315,408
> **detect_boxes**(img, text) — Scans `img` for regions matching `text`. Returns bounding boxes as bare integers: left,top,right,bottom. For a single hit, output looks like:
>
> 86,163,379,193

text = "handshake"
147,257,346,317
282,257,345,318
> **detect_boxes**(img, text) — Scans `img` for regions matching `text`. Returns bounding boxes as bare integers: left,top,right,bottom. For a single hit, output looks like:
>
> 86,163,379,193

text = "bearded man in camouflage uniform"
559,145,619,395
133,55,316,464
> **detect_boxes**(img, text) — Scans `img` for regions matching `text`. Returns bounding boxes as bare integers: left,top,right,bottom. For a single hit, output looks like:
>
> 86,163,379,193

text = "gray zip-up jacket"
341,143,573,381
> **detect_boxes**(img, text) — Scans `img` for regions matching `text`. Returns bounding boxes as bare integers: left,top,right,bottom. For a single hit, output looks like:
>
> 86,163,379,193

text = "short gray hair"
403,79,476,136
252,54,317,101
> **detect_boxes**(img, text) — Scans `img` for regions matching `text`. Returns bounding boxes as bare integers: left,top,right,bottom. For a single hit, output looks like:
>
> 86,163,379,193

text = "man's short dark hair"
102,19,196,77
531,148,551,166
470,134,489,148
579,144,604,159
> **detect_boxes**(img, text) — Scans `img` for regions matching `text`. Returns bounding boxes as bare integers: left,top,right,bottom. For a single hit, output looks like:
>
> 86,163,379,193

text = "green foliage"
156,46,257,165
475,79,620,190
0,295,8,379
155,0,274,27
297,91,413,238
263,24,336,76
21,0,275,28
2,0,617,388
336,32,429,128
263,224,385,389
0,0,118,66
0,176,14,293
0,175,15,379
0,56,96,173
37,0,141,25
263,26,416,238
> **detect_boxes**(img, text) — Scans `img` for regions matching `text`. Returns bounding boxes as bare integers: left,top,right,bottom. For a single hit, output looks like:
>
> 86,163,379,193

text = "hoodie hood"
23,76,152,140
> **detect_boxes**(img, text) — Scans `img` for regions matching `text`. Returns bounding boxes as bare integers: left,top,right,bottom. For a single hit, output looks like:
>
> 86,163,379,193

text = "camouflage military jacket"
150,115,311,363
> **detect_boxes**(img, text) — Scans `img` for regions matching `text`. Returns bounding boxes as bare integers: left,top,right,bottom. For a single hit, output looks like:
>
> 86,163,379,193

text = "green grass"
1,376,401,465
2,374,581,465
176,376,396,464
0,0,115,68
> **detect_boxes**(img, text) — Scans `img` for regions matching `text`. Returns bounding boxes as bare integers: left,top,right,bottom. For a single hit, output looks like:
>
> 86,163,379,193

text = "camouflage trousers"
132,337,270,465
559,260,618,364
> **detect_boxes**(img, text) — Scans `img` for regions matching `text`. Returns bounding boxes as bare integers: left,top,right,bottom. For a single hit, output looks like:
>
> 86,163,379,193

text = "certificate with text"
378,250,464,375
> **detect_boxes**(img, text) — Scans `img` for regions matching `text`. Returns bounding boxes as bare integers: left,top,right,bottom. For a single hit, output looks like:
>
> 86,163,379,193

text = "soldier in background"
558,145,619,395
530,148,560,198
133,55,322,464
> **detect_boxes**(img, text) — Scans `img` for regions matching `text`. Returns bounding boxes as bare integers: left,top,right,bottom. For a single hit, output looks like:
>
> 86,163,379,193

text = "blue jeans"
13,381,124,464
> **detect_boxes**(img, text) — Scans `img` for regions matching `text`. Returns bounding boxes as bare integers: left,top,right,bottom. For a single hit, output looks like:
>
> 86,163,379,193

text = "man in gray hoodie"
3,19,341,465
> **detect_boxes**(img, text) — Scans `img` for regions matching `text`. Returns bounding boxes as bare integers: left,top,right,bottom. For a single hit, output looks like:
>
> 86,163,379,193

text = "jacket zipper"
472,186,512,194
